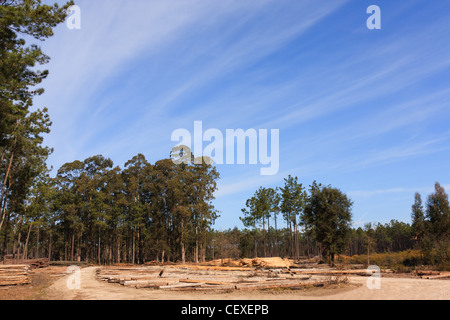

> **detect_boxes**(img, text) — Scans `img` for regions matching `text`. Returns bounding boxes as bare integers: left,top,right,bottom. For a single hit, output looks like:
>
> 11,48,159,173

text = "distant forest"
0,146,448,269
0,1,448,269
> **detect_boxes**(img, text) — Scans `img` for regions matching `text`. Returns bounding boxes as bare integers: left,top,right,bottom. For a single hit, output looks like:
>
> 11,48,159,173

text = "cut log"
288,269,377,276
0,265,30,286
422,272,450,280
235,281,325,291
159,282,205,290
179,279,238,286
0,265,29,269
417,270,440,276
192,284,238,291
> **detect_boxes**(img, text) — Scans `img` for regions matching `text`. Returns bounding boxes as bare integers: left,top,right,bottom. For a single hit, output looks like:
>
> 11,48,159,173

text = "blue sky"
34,0,450,230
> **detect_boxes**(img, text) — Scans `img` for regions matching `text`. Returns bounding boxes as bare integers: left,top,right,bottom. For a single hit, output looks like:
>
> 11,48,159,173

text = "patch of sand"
44,266,450,300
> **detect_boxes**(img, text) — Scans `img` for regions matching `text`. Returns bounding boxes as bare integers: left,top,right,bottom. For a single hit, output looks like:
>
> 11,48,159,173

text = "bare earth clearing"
43,266,450,300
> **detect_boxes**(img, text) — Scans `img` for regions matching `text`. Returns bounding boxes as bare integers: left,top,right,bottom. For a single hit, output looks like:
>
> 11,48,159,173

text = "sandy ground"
44,266,450,300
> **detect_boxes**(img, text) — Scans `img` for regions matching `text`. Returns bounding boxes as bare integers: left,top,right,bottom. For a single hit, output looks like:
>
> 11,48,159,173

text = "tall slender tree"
279,175,306,259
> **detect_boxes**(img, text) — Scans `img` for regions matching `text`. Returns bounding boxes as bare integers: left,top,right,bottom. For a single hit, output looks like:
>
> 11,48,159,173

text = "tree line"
238,178,449,267
0,1,220,265
1,151,220,265
1,1,448,268
411,182,450,268
210,220,415,263
240,176,353,264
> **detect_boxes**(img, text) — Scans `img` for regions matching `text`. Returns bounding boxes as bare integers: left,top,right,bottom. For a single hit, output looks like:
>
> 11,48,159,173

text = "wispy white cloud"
349,184,450,199
31,1,450,229
37,0,350,169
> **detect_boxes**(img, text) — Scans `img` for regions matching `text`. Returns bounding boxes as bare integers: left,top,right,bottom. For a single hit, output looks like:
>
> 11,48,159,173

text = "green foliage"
343,250,422,271
241,178,353,263
240,186,282,257
0,0,72,261
412,183,450,269
304,185,353,265
47,151,220,264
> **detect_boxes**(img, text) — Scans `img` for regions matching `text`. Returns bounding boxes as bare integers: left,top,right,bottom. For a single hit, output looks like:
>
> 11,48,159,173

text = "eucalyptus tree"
122,154,151,264
151,158,179,262
186,156,219,262
83,155,114,264
426,183,450,241
425,183,449,266
55,160,84,261
103,165,126,264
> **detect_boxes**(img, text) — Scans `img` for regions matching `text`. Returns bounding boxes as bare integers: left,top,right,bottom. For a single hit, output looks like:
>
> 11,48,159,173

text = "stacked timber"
3,258,50,269
0,265,30,286
49,261,87,267
96,266,324,291
417,270,450,280
240,257,292,269
27,258,50,269
201,257,293,269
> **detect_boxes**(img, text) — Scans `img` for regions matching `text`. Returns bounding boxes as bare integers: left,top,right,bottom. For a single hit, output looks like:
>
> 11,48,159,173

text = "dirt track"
44,266,450,300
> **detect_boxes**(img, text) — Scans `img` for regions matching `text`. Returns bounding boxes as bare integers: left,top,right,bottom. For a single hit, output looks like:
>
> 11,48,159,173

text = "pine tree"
411,192,426,244
304,184,353,265
279,175,306,259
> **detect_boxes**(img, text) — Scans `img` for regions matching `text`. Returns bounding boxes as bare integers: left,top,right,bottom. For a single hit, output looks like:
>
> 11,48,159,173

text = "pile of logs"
202,257,293,269
0,265,30,286
416,270,450,280
96,266,326,291
2,258,50,269
27,258,50,269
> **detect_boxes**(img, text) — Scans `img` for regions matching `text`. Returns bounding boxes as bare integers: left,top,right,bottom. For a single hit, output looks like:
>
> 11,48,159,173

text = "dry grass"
338,250,424,271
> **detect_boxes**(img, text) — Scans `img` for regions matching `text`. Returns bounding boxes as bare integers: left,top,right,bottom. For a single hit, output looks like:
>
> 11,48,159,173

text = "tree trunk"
132,230,135,265
274,213,279,257
181,241,185,264
14,216,23,263
76,234,81,262
262,216,266,257
194,227,199,263
48,234,52,261
253,221,258,258
98,227,101,265
289,220,294,258
116,236,120,264
2,212,10,264
307,233,311,258
23,221,32,261
0,141,16,229
35,224,40,259
0,192,8,235
137,228,141,264
71,231,75,261
180,220,185,264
